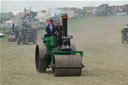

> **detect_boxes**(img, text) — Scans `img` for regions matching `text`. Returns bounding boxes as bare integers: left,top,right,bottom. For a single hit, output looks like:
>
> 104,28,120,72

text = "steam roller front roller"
35,14,84,76
54,54,82,76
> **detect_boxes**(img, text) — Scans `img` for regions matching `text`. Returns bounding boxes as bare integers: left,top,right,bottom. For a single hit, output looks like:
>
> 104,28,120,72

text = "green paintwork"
42,36,83,64
43,37,56,51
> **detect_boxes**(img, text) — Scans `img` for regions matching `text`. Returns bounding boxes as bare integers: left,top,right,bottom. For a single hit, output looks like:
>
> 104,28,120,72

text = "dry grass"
0,16,128,85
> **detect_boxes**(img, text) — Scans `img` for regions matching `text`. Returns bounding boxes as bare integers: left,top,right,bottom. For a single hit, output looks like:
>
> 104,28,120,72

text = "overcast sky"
0,0,128,13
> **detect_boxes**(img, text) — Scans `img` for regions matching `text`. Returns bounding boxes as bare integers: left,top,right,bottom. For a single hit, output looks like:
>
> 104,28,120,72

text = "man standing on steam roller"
44,20,56,37
56,22,63,46
56,22,63,36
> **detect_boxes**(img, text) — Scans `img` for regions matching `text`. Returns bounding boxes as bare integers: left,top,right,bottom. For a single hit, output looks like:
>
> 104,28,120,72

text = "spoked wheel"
35,44,47,72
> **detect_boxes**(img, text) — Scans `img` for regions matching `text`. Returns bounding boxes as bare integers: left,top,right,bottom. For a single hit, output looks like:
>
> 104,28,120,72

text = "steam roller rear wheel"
35,44,47,72
54,54,82,76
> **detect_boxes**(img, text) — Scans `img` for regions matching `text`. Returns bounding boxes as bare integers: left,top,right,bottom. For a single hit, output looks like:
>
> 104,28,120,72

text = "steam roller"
35,14,84,76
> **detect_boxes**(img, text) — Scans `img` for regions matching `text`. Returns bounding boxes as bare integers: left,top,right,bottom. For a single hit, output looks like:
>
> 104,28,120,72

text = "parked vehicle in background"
0,32,5,38
121,25,128,44
17,23,38,45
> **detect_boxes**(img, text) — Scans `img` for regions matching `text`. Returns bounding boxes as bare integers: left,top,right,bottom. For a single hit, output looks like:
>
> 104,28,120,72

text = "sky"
0,0,128,13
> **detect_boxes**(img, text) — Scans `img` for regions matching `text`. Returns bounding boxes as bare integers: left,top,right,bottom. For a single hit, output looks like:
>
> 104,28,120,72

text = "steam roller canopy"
54,54,82,76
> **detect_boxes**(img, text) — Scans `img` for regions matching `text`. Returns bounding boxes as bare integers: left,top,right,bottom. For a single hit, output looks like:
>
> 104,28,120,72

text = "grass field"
0,16,128,85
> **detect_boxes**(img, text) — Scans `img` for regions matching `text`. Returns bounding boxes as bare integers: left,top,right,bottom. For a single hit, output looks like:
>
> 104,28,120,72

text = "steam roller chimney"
61,14,68,36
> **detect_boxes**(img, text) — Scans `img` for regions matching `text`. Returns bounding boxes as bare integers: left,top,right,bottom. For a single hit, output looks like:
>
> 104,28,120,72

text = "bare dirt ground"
0,16,128,85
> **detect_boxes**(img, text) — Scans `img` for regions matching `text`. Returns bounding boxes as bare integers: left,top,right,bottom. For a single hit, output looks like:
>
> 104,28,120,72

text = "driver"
44,20,56,37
